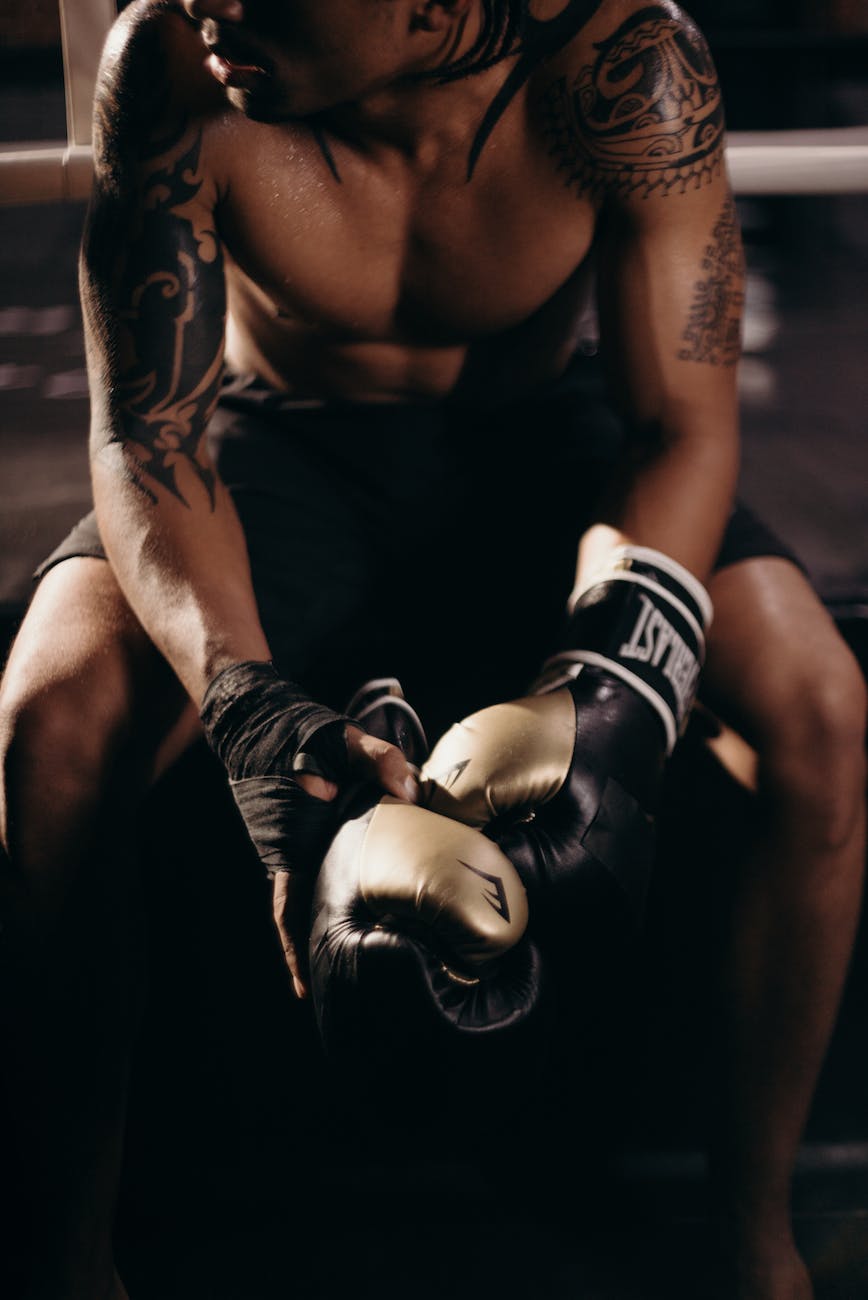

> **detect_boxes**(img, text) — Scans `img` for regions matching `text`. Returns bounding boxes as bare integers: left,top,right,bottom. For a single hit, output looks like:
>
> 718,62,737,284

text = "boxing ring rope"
0,0,867,203
727,126,868,194
0,0,114,205
3,127,867,204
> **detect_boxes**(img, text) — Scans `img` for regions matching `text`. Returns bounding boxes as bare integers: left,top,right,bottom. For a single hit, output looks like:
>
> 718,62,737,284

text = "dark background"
1,4,867,1298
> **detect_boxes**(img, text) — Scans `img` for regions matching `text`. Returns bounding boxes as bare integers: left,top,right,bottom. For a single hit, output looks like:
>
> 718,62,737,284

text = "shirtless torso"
89,0,734,405
78,0,742,712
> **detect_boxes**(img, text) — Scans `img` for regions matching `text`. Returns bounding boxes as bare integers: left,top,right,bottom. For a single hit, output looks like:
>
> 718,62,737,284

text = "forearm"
577,413,740,588
81,87,267,705
92,448,270,706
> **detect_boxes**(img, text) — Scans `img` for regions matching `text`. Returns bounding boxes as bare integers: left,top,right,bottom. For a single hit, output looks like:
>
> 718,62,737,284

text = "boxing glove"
309,680,545,1076
421,545,713,929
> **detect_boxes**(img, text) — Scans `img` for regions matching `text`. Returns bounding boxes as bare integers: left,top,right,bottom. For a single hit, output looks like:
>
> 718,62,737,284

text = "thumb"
294,772,338,801
347,730,419,803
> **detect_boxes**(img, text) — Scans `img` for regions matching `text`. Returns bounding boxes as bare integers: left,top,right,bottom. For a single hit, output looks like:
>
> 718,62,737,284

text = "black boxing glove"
308,680,545,1077
535,544,713,754
421,545,712,927
200,659,363,876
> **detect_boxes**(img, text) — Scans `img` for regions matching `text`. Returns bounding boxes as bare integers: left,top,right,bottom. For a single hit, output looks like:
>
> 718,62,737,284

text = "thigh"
1,557,198,790
702,556,865,759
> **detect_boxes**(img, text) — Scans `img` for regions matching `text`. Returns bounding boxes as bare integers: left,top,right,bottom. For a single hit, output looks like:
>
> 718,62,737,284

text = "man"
0,0,864,1296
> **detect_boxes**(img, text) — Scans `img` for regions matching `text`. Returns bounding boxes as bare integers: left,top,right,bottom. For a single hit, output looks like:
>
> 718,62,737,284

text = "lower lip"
206,51,267,89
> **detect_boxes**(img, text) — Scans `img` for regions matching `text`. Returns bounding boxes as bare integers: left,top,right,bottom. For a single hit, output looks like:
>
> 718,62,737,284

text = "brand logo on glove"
430,758,471,791
618,593,700,716
458,860,511,923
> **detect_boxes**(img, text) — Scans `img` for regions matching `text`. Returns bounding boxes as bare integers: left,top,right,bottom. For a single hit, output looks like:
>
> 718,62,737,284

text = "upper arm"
81,3,226,511
545,3,744,437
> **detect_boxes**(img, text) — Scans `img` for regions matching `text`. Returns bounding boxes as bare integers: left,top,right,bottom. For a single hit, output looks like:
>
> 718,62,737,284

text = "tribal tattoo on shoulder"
678,196,745,366
540,5,725,200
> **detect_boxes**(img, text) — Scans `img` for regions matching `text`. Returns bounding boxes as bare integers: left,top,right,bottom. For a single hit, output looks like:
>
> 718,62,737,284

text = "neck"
325,67,516,163
321,1,519,161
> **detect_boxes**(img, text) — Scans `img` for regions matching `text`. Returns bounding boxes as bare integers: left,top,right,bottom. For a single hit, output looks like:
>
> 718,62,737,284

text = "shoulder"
530,0,726,202
92,0,226,198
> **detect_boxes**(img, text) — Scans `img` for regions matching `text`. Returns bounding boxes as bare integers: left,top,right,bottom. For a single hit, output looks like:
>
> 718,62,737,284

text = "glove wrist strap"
536,546,713,754
568,545,713,628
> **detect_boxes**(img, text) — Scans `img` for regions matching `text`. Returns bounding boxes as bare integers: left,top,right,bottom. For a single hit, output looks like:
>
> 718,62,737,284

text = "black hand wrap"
200,660,363,876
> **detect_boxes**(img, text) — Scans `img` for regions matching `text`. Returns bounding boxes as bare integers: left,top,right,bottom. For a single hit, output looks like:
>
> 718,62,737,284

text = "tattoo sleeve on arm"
84,21,225,511
679,197,745,366
110,132,224,508
540,5,725,200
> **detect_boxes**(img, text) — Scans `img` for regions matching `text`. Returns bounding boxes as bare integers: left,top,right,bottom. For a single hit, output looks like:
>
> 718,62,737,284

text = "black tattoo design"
141,107,190,164
308,0,605,182
541,6,724,200
679,197,744,365
85,6,225,510
465,0,604,179
91,9,179,195
675,197,748,369
312,121,342,184
109,131,224,507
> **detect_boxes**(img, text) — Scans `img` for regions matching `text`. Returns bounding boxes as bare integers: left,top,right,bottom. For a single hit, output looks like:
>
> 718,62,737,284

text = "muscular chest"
215,117,596,345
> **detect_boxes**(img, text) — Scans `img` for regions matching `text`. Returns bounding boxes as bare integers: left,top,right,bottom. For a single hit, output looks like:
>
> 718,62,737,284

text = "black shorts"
36,361,804,732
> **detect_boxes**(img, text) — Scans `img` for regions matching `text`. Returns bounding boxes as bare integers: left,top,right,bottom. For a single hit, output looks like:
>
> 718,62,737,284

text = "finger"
294,772,338,801
280,924,308,999
347,731,418,802
272,872,311,998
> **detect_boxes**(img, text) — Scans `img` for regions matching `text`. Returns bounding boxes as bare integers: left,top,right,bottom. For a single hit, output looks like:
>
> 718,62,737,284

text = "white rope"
5,129,867,206
727,127,868,194
0,0,115,205
58,0,117,149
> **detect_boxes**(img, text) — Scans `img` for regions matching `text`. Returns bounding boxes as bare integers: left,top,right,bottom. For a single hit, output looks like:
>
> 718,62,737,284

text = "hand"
201,661,423,870
272,725,419,998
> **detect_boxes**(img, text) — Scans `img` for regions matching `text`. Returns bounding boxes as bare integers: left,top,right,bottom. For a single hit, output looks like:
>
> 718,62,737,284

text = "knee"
0,666,132,860
759,649,867,852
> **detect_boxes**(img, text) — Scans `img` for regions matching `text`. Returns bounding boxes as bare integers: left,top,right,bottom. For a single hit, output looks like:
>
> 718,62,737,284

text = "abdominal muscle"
224,309,471,403
222,260,594,405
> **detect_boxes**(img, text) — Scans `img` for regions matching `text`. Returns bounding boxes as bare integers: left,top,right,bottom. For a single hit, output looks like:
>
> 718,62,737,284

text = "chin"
229,82,332,123
228,87,281,120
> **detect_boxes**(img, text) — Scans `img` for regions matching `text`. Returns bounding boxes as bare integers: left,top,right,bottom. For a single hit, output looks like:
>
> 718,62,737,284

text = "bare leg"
702,559,867,1300
0,559,199,1300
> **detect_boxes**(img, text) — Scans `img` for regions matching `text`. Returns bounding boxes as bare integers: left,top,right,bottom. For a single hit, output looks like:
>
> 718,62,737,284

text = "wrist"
569,545,713,628
196,633,272,705
200,661,357,783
